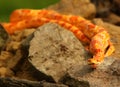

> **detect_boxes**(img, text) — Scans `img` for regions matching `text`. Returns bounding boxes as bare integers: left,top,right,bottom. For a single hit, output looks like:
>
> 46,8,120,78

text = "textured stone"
59,57,120,87
0,78,68,87
48,0,96,19
28,23,87,82
0,24,8,53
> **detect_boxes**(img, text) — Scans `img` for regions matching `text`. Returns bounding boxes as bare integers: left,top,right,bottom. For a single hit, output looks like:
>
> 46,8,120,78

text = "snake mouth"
88,59,102,68
90,64,97,69
88,63,100,69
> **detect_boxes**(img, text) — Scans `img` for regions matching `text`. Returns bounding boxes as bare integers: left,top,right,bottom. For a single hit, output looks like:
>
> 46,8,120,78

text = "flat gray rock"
28,23,87,82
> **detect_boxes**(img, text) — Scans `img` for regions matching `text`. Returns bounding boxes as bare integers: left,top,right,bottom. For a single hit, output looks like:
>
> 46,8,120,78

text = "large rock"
28,23,88,82
0,78,68,87
48,0,96,19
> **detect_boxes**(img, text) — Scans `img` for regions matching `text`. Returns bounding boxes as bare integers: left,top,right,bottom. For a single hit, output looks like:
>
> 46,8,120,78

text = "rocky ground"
0,0,120,87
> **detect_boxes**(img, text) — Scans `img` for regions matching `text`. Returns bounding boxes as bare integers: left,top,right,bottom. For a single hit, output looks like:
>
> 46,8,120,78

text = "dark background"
0,0,59,22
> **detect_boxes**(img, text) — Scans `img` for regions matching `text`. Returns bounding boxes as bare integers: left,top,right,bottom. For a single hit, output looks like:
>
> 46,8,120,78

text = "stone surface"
103,13,120,26
0,24,8,53
28,23,88,82
112,0,120,15
0,29,35,77
48,0,96,19
91,0,111,17
0,78,68,87
91,0,120,26
60,58,120,87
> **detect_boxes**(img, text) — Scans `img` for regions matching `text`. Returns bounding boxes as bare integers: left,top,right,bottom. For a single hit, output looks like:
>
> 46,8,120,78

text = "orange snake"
1,9,115,68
